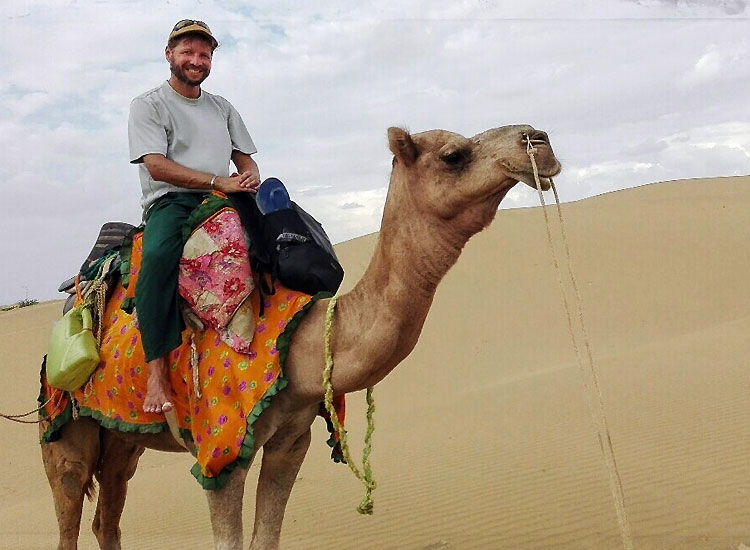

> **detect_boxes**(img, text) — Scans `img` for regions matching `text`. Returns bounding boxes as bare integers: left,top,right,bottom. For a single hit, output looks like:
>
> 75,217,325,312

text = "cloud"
1,0,749,305
620,0,747,16
679,45,723,87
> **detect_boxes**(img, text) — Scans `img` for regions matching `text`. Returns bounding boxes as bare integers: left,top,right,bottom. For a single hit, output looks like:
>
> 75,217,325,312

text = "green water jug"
46,305,100,391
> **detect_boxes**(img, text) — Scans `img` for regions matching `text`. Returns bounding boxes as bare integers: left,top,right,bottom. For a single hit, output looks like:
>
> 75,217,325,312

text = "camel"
41,124,560,550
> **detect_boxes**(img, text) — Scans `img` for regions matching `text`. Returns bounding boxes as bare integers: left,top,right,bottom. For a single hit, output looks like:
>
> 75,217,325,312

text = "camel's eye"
440,149,470,169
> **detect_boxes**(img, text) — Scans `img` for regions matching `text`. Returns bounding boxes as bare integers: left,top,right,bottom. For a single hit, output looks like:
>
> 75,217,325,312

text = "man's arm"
142,154,255,194
231,150,261,192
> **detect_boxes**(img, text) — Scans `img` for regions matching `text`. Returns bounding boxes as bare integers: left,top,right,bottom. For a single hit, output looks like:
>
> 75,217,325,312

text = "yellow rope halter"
322,295,377,515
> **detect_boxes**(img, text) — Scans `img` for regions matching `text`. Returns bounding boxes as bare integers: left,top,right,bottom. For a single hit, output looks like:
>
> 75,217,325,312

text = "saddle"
43,203,347,486
58,222,135,314
58,206,257,355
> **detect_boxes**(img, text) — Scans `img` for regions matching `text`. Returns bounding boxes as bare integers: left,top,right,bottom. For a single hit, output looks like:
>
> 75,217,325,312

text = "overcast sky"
1,0,748,305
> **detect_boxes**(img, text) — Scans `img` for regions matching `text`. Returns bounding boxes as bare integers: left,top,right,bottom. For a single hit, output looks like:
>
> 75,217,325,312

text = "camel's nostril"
528,130,549,144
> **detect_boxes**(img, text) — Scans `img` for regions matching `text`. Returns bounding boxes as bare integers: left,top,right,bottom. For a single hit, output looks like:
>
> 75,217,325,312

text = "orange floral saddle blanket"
39,198,345,490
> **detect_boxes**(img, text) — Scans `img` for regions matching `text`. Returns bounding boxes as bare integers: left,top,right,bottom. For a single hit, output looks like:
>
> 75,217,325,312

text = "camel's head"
387,125,561,230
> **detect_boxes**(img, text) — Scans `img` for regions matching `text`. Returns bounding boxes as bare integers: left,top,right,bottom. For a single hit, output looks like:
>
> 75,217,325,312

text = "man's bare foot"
143,357,174,414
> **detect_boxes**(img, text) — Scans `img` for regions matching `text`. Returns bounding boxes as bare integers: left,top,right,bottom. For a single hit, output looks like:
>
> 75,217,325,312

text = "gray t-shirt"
128,81,257,212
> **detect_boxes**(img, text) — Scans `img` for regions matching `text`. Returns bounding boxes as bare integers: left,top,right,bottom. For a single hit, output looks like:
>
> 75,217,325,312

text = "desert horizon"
2,174,749,549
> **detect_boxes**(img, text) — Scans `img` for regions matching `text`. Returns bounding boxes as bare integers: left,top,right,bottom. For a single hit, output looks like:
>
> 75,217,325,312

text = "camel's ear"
388,127,418,166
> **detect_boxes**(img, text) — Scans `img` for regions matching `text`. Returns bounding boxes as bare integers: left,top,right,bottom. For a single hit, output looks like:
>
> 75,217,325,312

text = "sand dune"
1,176,748,549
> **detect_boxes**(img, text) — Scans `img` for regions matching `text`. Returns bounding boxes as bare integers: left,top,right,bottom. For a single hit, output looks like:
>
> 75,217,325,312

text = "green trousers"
136,192,206,361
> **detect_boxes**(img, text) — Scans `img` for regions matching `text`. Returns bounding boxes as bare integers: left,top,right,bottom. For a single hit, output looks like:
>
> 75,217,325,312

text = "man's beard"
170,60,209,86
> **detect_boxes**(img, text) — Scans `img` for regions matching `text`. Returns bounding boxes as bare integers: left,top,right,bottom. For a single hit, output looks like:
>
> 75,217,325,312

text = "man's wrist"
209,175,218,190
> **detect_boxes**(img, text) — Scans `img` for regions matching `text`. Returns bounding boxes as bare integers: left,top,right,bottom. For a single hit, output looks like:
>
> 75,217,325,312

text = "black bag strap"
227,192,272,268
226,192,277,315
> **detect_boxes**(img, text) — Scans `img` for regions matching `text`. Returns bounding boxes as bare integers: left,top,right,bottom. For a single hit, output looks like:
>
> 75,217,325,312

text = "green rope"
322,295,377,515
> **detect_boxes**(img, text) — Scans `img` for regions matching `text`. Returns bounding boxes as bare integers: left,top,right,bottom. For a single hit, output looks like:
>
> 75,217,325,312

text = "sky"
1,0,748,305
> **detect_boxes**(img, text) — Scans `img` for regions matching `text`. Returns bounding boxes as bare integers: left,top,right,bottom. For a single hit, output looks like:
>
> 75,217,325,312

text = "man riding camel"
128,20,260,414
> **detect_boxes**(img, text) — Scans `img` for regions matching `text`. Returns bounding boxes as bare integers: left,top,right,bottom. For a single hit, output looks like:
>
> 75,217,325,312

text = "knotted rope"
77,254,116,349
525,137,634,550
322,295,377,515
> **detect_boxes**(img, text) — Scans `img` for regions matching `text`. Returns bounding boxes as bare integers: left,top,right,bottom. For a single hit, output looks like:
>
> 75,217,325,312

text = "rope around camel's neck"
322,295,376,515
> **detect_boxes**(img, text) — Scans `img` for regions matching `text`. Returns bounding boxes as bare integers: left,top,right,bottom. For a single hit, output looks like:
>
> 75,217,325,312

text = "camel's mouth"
498,139,561,192
503,165,561,192
518,170,558,192
519,133,561,191
535,177,553,191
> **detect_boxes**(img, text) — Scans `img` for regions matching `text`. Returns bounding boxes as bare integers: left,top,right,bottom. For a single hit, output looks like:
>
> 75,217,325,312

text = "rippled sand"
1,176,749,549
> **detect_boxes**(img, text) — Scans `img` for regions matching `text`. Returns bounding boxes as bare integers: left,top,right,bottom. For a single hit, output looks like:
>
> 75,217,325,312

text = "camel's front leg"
205,463,250,550
249,425,313,550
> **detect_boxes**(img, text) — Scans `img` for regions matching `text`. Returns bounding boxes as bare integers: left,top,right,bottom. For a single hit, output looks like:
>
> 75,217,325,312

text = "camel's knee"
42,442,95,499
58,459,96,501
262,429,312,472
286,428,313,455
41,418,100,488
287,429,312,458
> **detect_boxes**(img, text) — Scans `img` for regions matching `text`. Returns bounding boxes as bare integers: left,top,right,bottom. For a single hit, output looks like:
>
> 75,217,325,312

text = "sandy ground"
1,175,749,549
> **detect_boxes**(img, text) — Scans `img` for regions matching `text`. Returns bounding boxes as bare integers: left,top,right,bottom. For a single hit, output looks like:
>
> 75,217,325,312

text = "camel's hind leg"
41,417,101,550
91,431,145,550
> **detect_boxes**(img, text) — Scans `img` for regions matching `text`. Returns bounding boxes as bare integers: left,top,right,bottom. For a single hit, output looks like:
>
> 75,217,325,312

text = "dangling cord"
0,389,61,424
526,138,634,550
71,394,80,421
322,295,377,514
191,331,202,399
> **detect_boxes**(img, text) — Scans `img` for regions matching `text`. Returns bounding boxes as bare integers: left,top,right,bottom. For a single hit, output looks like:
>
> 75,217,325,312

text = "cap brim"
168,24,218,48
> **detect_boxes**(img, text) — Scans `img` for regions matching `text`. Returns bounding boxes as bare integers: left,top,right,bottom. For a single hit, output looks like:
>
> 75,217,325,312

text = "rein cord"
525,136,634,550
1,390,61,424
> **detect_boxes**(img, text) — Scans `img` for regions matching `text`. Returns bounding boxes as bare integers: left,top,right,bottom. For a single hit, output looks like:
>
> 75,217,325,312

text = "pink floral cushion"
179,208,255,351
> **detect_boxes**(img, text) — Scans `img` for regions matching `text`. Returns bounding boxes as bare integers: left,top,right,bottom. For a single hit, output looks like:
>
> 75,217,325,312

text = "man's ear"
388,127,418,166
165,46,172,61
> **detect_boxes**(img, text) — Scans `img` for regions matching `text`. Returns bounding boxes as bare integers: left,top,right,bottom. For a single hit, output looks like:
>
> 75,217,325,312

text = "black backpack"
228,192,344,297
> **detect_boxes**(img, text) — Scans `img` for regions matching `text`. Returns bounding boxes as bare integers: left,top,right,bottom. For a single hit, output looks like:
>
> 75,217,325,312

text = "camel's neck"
283,170,509,404
327,183,471,393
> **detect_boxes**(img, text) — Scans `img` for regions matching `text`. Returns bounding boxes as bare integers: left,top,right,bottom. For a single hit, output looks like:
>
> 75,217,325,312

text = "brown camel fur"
41,124,560,550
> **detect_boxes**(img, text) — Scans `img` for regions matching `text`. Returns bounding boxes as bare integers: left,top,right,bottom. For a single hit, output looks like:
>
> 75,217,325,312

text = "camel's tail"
83,475,96,501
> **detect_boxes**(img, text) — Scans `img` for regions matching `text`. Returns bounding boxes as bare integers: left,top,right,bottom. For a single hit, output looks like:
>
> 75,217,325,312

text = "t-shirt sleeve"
226,102,257,155
128,97,168,164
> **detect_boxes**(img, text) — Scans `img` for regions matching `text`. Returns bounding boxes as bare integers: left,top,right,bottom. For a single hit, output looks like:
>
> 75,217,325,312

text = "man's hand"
236,170,261,191
214,172,260,194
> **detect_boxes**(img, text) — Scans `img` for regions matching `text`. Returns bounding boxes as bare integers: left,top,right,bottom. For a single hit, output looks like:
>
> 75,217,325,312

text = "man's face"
166,37,213,87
